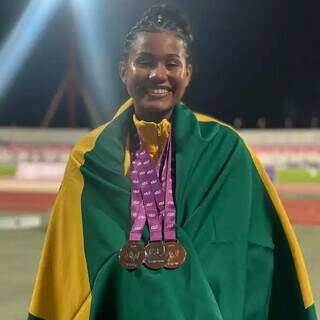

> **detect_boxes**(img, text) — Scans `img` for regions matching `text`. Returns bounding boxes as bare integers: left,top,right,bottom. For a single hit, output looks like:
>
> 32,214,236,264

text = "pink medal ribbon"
129,166,147,241
162,136,176,241
118,159,146,270
119,126,186,270
131,132,176,242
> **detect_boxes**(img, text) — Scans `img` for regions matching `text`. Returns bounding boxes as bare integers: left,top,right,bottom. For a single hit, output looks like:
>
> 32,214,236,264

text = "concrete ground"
0,222,319,320
0,227,44,320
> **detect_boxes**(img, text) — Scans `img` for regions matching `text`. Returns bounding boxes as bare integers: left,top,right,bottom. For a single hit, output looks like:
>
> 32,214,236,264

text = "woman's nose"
149,64,167,81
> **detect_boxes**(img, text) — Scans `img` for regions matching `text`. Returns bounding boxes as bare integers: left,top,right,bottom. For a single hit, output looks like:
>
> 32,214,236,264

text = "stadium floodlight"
70,0,110,111
0,0,62,99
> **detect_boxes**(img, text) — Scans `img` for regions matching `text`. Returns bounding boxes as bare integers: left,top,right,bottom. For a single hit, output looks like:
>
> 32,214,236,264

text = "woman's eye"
166,61,181,69
135,59,153,67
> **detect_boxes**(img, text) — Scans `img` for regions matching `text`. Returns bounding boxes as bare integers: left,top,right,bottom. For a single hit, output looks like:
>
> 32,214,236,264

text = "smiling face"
119,31,192,122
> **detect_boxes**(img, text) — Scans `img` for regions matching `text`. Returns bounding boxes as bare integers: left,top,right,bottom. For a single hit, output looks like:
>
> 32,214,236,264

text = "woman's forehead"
130,31,186,57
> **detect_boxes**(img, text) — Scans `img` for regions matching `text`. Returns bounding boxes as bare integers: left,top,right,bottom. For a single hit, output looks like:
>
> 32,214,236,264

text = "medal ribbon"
129,128,177,242
163,136,176,241
129,165,147,241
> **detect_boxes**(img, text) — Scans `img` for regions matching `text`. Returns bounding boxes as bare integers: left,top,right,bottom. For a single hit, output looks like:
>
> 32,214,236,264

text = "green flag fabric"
28,101,318,320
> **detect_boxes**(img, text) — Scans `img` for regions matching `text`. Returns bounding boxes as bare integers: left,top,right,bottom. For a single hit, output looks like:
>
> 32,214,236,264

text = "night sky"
0,0,319,128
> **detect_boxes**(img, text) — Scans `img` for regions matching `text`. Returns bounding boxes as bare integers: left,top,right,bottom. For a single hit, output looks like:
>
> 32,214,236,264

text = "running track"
0,183,319,225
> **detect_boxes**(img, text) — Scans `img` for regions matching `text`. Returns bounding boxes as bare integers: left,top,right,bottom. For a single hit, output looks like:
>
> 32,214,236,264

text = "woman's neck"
134,108,173,123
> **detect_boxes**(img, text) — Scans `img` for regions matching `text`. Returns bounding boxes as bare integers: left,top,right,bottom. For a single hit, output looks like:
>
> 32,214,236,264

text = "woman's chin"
135,103,174,122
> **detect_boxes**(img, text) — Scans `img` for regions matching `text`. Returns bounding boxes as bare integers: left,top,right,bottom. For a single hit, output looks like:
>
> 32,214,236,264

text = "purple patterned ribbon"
163,136,176,241
129,166,147,241
129,129,177,242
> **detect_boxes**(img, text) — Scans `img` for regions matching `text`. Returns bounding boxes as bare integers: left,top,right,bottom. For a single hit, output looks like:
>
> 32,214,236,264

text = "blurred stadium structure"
0,127,319,226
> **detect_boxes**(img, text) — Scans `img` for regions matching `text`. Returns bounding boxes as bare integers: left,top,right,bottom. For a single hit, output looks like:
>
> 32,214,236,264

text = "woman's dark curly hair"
124,4,193,63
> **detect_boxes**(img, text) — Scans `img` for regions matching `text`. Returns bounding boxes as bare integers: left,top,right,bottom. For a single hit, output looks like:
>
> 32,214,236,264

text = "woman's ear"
118,61,127,84
185,64,193,86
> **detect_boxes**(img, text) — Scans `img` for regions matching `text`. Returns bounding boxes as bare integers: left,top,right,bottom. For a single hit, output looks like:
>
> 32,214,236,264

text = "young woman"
28,5,317,320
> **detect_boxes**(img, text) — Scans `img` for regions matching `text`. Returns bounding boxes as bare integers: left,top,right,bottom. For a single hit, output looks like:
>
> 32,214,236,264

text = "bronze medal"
119,241,145,270
164,241,187,269
144,241,168,270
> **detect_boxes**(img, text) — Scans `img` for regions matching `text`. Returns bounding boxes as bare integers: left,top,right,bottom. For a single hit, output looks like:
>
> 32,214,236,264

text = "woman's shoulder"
193,111,243,144
69,123,110,166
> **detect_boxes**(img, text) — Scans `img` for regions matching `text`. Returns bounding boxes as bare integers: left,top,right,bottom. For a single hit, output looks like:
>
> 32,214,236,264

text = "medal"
120,127,187,270
144,241,169,270
164,241,187,269
119,240,145,270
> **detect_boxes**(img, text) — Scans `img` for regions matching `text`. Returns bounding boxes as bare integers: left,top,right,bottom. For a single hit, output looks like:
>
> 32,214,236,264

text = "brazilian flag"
28,100,318,320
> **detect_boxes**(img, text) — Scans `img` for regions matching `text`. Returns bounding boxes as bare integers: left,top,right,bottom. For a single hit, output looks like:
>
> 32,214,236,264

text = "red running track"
0,191,319,225
282,200,320,225
0,192,56,213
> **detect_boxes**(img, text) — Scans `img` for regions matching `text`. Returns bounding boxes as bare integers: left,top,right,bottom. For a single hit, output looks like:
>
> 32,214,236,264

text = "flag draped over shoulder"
28,101,318,320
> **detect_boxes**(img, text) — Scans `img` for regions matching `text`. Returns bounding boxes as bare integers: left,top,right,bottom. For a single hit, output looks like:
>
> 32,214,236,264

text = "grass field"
0,222,319,319
0,166,16,177
277,168,320,183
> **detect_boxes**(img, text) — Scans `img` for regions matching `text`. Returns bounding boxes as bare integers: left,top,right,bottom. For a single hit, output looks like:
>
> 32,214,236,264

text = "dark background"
0,0,319,128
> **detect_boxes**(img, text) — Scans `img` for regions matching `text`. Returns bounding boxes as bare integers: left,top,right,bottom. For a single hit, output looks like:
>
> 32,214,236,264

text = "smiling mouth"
146,88,172,98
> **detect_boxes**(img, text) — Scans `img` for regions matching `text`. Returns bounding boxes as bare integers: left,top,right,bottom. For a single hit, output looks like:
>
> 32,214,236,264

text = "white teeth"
148,88,169,94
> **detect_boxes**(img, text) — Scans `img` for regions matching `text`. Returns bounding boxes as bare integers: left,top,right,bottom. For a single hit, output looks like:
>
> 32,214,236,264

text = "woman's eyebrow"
136,52,154,58
136,52,182,59
165,54,181,59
